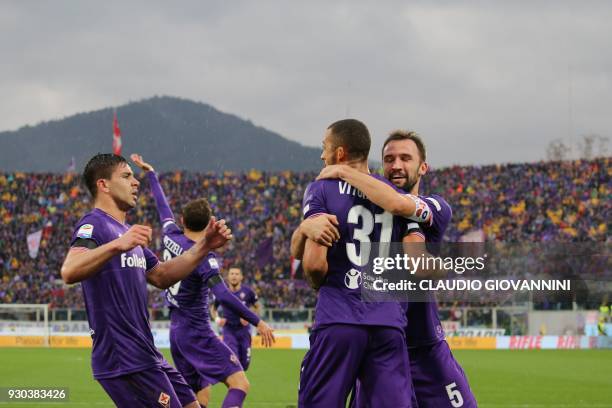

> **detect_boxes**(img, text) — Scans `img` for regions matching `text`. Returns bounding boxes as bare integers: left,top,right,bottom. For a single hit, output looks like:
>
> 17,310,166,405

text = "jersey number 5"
446,382,464,407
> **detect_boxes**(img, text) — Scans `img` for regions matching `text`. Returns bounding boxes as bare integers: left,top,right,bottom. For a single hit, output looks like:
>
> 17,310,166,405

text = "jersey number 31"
346,205,392,266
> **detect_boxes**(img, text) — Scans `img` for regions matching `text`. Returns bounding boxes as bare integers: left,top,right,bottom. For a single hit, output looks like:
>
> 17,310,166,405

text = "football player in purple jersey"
310,130,478,407
131,154,274,408
211,267,261,372
61,153,232,408
291,119,415,408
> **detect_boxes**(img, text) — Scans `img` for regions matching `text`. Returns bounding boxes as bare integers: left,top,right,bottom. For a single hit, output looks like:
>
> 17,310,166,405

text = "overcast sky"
1,1,610,168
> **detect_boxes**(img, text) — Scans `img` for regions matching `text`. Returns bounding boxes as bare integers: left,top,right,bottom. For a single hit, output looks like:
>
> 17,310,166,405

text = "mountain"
0,96,324,172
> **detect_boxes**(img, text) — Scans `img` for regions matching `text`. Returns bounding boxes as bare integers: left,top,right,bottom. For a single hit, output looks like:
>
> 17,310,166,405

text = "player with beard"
301,130,478,407
61,154,232,408
291,119,414,407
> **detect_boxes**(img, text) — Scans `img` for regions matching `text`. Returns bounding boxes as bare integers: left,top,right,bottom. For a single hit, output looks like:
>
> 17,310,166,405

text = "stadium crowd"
0,157,609,312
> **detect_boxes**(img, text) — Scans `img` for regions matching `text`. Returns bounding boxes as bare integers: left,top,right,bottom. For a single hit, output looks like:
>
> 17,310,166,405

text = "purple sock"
221,389,246,408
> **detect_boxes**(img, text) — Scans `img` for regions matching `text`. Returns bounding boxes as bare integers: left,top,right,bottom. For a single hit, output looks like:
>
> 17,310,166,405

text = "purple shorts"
223,326,252,371
97,360,196,408
299,324,413,408
409,340,478,408
170,328,243,391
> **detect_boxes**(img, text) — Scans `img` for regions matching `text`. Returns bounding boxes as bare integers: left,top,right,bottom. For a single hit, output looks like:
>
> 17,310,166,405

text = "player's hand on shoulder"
130,153,154,172
115,225,152,251
301,214,340,247
316,164,348,180
240,318,249,326
203,216,233,249
256,320,275,348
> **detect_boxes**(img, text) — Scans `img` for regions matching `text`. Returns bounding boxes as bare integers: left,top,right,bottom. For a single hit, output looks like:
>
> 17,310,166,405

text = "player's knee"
226,371,250,393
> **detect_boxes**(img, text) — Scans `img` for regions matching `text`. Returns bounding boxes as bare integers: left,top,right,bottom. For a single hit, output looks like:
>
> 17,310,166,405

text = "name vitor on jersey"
304,181,367,216
338,181,367,198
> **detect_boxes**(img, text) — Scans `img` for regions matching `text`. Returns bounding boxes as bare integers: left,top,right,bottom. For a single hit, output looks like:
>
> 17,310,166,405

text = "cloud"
1,0,610,167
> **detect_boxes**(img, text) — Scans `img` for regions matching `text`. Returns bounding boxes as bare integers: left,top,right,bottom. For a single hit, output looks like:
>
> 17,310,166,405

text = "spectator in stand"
0,158,609,309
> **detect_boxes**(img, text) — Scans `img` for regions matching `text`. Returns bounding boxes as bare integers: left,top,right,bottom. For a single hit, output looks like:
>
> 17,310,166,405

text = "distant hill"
0,96,324,172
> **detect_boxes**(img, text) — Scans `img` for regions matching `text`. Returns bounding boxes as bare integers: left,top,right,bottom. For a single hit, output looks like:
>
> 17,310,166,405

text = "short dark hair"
182,198,212,232
83,154,128,198
327,119,371,162
382,130,426,162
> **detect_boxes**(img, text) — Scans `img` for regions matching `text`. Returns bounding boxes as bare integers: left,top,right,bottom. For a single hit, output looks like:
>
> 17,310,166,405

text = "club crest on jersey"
76,224,94,239
240,292,245,299
158,392,170,407
208,257,219,269
344,269,362,289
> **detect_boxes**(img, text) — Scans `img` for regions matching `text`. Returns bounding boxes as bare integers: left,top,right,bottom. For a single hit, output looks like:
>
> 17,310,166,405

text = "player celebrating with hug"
291,119,415,407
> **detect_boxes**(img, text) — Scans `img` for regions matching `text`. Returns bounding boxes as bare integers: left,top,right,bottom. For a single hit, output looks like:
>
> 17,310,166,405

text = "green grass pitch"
0,348,610,407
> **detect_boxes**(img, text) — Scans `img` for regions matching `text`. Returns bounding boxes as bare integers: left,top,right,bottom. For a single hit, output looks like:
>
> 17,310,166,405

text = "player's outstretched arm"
317,165,418,218
255,320,275,348
290,215,340,260
61,225,153,284
147,217,232,289
210,281,275,347
302,239,329,290
130,154,176,224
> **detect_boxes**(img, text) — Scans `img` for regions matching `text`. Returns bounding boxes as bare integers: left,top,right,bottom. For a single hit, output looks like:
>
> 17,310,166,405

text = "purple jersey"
146,171,221,333
404,194,452,347
161,217,220,328
70,208,163,379
163,227,220,333
216,285,258,328
302,175,407,330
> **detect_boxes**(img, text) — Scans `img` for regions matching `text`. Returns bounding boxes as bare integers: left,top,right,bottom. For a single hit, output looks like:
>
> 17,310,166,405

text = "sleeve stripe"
426,197,442,211
306,212,328,219
406,231,425,240
162,220,175,229
146,262,161,273
69,247,89,253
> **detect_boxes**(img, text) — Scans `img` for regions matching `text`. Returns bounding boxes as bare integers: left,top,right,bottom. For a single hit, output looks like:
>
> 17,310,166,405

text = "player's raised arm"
61,224,153,284
147,217,232,289
130,153,176,225
317,164,425,220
